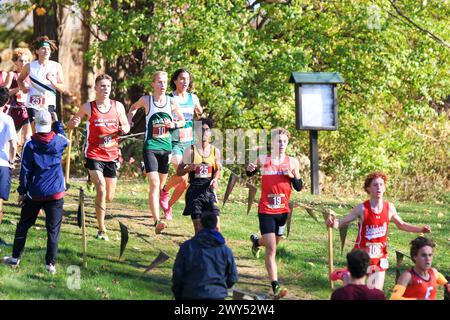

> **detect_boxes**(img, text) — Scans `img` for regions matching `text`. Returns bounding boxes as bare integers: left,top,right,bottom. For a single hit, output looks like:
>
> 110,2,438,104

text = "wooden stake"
80,187,87,268
328,226,334,288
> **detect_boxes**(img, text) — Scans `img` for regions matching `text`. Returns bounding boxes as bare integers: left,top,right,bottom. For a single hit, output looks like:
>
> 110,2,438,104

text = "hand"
284,169,294,178
325,215,337,228
185,164,196,172
210,178,218,189
69,116,80,128
50,112,58,122
247,163,257,172
422,225,431,233
18,195,25,208
46,72,56,84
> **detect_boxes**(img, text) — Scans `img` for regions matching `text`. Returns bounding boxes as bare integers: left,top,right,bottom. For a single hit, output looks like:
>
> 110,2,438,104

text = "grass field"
0,177,448,300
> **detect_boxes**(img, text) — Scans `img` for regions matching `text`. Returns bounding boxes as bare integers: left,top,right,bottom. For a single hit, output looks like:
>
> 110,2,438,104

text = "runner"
246,128,303,299
326,171,431,290
390,236,449,300
160,69,203,220
68,74,130,240
17,36,65,129
7,48,32,157
176,118,220,234
127,71,185,234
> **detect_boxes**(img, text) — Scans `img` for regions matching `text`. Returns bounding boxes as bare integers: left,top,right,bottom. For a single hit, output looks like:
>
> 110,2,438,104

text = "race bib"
178,127,193,142
99,134,117,148
194,164,212,178
366,242,384,259
379,258,389,270
30,95,45,107
152,124,169,138
267,194,285,209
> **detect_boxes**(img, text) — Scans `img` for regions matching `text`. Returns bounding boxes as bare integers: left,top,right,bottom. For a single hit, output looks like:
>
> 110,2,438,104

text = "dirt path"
62,185,316,300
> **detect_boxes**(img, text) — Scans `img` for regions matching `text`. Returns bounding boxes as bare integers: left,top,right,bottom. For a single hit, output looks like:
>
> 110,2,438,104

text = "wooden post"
65,129,73,185
80,188,87,268
309,130,319,195
328,226,334,288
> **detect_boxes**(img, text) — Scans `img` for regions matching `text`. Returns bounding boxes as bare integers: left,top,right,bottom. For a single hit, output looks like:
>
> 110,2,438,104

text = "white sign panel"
300,84,335,128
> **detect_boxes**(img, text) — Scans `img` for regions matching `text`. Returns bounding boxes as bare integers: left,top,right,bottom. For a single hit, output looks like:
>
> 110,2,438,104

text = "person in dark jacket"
172,212,238,300
2,108,68,274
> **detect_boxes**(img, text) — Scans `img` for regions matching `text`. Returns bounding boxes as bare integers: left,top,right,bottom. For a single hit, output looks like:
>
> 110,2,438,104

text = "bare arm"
127,96,147,127
246,154,265,174
390,271,415,300
193,94,203,118
17,64,30,93
390,203,431,233
47,63,66,94
67,102,90,129
326,204,363,229
116,101,130,134
171,99,185,128
210,147,221,189
3,72,13,89
176,147,195,176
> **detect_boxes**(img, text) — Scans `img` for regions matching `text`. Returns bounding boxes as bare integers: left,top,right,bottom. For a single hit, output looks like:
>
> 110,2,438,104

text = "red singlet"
404,268,437,300
258,155,292,214
85,100,119,162
354,200,390,272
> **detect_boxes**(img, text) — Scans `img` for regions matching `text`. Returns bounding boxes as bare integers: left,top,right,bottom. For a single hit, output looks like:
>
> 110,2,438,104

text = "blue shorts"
0,166,12,201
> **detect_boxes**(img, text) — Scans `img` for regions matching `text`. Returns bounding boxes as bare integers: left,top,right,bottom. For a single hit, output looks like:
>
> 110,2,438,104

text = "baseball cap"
35,109,52,133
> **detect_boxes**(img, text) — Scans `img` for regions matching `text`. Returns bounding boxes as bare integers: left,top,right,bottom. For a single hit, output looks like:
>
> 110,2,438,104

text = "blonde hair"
152,71,168,82
12,48,33,62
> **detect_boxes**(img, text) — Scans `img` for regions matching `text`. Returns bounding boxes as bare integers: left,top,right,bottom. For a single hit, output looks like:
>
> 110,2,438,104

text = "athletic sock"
271,281,279,292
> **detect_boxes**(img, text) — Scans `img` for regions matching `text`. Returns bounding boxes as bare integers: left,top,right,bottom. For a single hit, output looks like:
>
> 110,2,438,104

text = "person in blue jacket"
172,212,238,300
2,108,68,274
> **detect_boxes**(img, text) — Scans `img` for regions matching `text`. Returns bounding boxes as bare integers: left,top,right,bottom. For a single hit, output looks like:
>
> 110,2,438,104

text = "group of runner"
0,35,447,300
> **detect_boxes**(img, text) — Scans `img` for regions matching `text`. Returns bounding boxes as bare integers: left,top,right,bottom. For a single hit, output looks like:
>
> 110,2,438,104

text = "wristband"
291,177,303,191
246,169,257,177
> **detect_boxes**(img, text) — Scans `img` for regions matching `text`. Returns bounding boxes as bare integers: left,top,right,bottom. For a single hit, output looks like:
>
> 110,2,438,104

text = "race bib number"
178,127,193,142
30,95,45,107
379,258,389,270
152,124,169,138
366,242,384,259
195,164,212,178
267,194,285,209
100,134,116,148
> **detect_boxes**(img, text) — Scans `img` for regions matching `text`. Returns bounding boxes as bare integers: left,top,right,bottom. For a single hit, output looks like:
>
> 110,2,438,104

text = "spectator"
2,109,68,274
172,212,238,300
331,250,386,300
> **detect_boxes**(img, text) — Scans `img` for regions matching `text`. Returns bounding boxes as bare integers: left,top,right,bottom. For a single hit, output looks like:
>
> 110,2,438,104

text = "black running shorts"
258,213,289,236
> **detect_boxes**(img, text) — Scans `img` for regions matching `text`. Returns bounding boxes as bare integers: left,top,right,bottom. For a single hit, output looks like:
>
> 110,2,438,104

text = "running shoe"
331,267,349,281
45,263,57,274
164,206,173,220
95,231,109,241
155,220,166,234
2,256,20,268
250,234,261,259
273,284,287,299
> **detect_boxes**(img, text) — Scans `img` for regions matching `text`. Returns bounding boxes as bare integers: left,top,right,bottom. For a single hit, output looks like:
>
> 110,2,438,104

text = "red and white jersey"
258,155,292,214
85,100,120,162
354,200,390,270
404,268,437,300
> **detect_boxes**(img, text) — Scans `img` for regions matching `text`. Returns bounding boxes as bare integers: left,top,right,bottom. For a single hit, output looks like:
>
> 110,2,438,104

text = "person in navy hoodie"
172,212,238,300
2,108,68,274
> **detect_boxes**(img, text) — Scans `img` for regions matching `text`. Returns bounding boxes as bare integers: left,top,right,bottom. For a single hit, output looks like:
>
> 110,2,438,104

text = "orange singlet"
404,268,437,300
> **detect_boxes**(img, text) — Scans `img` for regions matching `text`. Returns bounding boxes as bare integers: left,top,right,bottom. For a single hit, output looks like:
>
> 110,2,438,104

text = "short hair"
170,68,193,92
410,236,435,263
363,171,387,194
152,71,168,83
95,74,113,85
200,117,213,129
200,212,218,229
271,127,291,139
0,86,9,107
32,36,58,53
12,48,33,62
347,250,370,279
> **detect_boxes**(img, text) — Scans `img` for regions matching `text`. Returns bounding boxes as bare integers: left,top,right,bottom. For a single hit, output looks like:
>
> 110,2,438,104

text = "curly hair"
347,249,370,279
410,236,435,263
363,171,387,194
31,36,58,53
170,68,193,92
12,47,33,62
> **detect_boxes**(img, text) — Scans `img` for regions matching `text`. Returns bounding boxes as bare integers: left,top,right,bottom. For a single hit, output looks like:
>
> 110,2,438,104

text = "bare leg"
367,271,385,290
258,233,280,282
147,172,160,222
89,170,107,232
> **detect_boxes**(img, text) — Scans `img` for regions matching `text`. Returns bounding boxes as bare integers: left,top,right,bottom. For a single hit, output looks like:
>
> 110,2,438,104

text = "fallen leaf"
437,212,444,218
437,224,442,229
